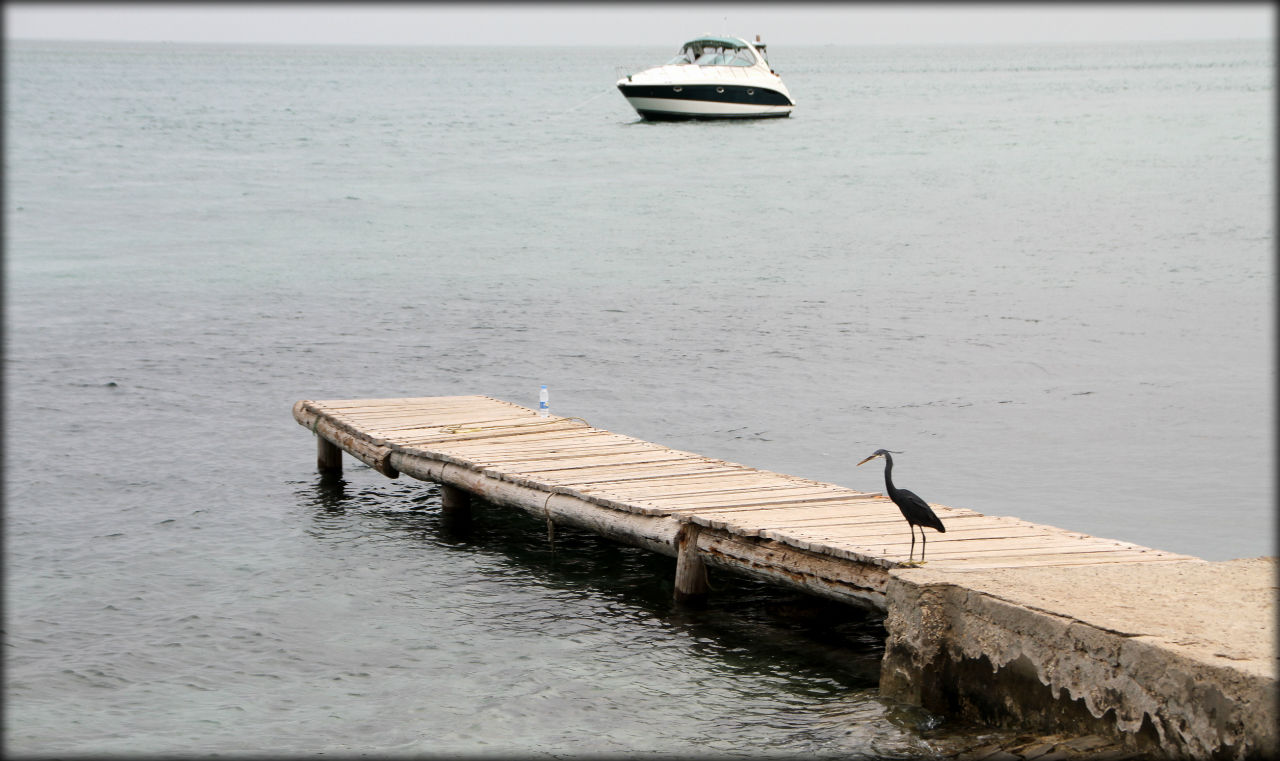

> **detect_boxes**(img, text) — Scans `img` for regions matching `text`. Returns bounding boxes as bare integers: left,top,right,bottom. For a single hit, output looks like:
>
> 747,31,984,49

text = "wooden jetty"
293,394,1193,606
292,395,1275,759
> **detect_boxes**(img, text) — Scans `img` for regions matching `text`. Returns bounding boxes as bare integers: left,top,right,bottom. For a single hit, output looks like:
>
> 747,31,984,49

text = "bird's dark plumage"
857,449,945,562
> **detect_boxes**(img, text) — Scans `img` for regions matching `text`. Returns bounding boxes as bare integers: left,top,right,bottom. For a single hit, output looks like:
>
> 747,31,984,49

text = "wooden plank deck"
293,395,1196,574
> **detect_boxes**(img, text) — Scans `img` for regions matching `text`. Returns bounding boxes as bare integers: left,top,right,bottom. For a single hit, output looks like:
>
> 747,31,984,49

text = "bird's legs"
900,526,927,567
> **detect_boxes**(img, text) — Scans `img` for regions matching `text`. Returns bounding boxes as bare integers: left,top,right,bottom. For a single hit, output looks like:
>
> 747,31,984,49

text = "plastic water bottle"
539,385,549,417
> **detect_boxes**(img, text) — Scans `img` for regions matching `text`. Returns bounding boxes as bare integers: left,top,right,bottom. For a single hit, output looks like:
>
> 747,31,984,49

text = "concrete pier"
293,395,1276,758
882,558,1277,758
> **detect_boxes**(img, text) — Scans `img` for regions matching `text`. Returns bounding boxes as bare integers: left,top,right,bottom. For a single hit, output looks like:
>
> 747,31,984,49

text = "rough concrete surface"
881,557,1278,759
900,558,1276,676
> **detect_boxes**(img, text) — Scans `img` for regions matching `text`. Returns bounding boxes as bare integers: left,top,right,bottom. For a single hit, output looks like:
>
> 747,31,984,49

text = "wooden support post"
674,523,709,603
438,482,473,537
440,483,471,514
317,434,342,474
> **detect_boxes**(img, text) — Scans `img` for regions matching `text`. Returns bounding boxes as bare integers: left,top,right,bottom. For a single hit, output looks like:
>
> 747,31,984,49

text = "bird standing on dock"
857,449,945,564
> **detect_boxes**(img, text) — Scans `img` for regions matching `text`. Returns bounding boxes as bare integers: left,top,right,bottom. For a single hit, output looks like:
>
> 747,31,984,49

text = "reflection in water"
312,471,348,512
438,494,475,543
299,474,889,690
288,474,1034,756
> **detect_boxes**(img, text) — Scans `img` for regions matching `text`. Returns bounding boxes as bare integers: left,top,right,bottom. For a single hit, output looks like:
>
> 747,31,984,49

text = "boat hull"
617,82,793,120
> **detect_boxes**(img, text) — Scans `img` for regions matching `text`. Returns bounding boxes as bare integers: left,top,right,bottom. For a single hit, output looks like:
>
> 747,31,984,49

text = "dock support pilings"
674,524,709,603
317,435,343,474
440,483,471,514
382,449,886,610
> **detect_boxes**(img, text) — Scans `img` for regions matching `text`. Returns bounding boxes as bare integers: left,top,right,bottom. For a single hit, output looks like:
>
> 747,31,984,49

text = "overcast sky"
4,3,1274,46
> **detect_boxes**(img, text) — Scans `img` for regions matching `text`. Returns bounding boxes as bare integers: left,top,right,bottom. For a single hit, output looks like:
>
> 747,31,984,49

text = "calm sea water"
4,39,1273,756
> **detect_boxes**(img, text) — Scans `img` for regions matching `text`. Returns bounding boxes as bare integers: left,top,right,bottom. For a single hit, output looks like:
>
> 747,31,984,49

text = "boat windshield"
666,41,756,67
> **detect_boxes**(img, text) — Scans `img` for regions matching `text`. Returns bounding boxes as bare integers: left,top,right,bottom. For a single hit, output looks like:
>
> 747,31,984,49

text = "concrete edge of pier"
881,558,1278,759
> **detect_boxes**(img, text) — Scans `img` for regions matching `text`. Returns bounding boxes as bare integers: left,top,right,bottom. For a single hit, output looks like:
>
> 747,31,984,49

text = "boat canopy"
665,37,759,67
685,35,751,48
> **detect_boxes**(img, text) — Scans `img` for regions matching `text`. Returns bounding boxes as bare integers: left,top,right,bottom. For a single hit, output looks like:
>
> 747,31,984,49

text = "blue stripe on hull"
635,108,791,121
617,83,793,107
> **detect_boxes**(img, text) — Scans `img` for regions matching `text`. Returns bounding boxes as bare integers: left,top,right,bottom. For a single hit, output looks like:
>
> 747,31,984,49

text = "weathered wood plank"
687,500,931,524
610,482,858,503
652,494,884,514
446,434,659,452
314,395,496,409
452,445,672,467
573,471,775,491
481,453,713,476
318,404,525,422
529,468,737,486
924,552,1195,569
790,525,1083,544
711,514,1029,539
640,481,854,499
372,419,582,437
899,541,1158,559
611,478,822,500
390,420,592,443
424,428,617,448
663,496,888,517
831,536,1128,557
499,453,703,474
622,478,829,496
748,511,1037,533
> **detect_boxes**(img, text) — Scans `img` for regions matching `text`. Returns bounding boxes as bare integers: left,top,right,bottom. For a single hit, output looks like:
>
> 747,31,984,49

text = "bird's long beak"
856,454,878,467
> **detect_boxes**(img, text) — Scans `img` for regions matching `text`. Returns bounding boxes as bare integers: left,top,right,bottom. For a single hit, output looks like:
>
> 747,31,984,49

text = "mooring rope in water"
542,490,556,553
542,86,616,121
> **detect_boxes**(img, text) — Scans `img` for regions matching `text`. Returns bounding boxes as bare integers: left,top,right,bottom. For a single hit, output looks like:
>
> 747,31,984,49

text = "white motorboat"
616,35,795,120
